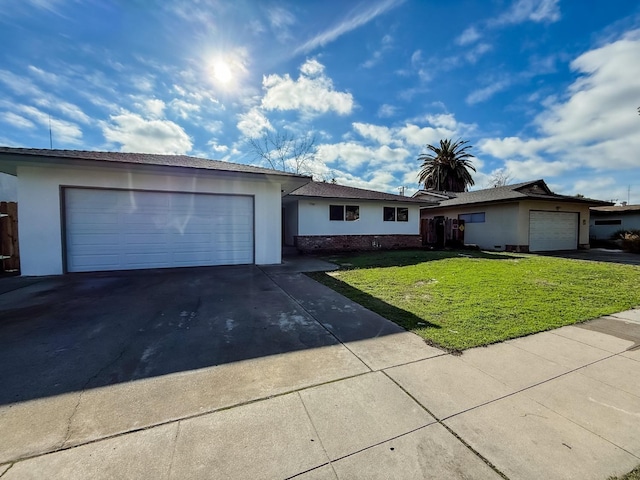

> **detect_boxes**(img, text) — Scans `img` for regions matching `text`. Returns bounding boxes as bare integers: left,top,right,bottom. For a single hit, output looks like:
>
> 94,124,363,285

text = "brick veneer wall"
295,235,422,253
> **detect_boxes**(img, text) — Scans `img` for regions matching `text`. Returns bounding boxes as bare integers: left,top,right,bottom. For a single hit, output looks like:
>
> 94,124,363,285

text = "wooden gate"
421,217,465,247
0,202,19,273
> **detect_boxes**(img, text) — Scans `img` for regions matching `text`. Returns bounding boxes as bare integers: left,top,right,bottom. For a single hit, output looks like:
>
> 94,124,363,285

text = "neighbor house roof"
0,147,310,179
422,179,612,209
287,181,428,204
591,204,640,214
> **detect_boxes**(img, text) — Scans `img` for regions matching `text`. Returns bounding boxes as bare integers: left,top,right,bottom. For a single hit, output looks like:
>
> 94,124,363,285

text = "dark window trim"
329,204,360,221
383,206,409,222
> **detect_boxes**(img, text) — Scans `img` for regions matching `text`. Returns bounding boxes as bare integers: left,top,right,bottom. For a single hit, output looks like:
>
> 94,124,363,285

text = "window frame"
383,206,409,222
458,212,486,224
329,204,360,222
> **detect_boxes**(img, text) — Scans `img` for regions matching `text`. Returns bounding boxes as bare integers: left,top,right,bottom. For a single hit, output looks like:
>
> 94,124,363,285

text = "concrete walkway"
1,260,639,479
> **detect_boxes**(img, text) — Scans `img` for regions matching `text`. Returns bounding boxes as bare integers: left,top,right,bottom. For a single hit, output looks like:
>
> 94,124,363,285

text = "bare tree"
486,168,513,188
248,130,317,175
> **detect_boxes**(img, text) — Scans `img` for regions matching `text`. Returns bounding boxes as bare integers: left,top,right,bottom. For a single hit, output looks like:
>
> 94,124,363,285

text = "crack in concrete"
296,391,339,480
166,421,181,480
0,463,13,478
60,307,171,449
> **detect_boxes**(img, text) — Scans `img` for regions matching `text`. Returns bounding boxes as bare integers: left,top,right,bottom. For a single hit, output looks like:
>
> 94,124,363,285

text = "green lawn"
309,250,640,352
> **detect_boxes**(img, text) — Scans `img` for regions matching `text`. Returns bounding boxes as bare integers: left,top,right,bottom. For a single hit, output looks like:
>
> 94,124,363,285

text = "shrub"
612,229,640,253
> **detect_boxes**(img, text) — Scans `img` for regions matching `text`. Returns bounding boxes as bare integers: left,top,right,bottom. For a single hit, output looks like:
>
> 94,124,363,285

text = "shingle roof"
0,147,309,179
591,204,640,213
288,181,427,203
423,179,612,208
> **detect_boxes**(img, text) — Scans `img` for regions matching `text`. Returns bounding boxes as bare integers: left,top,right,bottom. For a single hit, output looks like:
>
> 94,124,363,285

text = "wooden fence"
421,217,465,247
0,202,19,273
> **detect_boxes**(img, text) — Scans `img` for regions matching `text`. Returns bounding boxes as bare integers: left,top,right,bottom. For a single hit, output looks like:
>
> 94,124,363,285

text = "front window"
330,205,360,221
383,207,395,221
459,212,485,223
329,205,344,221
383,206,409,222
345,205,359,221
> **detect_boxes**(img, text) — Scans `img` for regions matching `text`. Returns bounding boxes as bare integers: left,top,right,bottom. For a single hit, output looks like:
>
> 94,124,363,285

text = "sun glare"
213,60,233,84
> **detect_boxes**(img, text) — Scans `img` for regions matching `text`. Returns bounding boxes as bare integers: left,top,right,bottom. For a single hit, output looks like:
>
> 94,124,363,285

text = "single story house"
283,181,429,252
590,204,640,240
0,147,310,276
416,179,612,252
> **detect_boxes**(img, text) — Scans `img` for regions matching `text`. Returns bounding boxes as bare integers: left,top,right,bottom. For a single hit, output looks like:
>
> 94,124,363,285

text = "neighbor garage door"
529,210,578,252
65,188,254,272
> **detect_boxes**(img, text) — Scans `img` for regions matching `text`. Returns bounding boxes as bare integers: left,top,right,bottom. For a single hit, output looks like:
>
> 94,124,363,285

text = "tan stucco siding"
421,203,519,250
422,200,592,250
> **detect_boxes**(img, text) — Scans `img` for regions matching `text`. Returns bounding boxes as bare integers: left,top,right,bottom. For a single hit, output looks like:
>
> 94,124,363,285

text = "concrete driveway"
1,258,639,479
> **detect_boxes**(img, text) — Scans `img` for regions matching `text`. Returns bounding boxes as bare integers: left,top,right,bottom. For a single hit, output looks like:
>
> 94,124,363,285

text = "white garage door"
65,188,254,272
529,211,578,252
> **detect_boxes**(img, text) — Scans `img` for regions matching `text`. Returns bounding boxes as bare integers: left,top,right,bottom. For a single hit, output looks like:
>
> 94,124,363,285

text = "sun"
213,60,233,84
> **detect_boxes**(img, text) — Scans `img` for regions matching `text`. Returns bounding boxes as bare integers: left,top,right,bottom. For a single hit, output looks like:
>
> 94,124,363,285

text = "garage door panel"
65,189,254,272
529,211,578,252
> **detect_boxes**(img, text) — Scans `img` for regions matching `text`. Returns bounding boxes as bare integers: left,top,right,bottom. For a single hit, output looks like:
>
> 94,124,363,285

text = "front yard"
310,250,640,351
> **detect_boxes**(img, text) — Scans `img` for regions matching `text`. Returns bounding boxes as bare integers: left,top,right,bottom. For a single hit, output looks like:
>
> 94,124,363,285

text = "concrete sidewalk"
1,265,639,479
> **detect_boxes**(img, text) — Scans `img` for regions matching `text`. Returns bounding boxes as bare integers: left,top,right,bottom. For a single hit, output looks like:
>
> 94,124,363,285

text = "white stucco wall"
17,164,283,275
296,200,421,236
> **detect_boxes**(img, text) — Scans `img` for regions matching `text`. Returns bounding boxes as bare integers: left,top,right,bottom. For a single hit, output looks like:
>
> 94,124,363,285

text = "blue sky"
1,0,639,203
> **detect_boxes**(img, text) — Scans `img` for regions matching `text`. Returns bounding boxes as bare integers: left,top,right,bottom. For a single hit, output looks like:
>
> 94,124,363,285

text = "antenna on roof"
398,186,406,196
48,115,53,149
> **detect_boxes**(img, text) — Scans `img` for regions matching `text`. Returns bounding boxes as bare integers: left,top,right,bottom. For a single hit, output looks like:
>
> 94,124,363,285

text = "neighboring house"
590,204,640,240
283,181,429,252
416,179,612,252
0,147,310,276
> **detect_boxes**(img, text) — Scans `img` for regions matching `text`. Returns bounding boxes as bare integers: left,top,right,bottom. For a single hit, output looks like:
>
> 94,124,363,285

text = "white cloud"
207,140,229,154
169,98,201,119
492,0,560,26
27,65,61,85
479,30,640,175
236,107,273,138
317,142,410,170
145,98,166,118
377,104,398,118
261,59,354,116
466,78,511,104
33,97,90,124
456,26,481,46
0,70,42,97
1,111,36,130
398,124,456,147
362,34,394,68
465,43,492,64
17,104,83,144
352,122,396,145
294,0,404,55
266,6,296,42
299,58,324,77
102,111,192,154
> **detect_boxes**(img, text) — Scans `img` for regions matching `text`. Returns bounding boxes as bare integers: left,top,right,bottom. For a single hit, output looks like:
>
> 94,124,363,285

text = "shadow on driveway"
0,264,418,406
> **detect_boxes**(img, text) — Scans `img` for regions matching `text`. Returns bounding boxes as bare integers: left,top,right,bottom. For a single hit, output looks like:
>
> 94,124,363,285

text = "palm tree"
417,139,476,192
